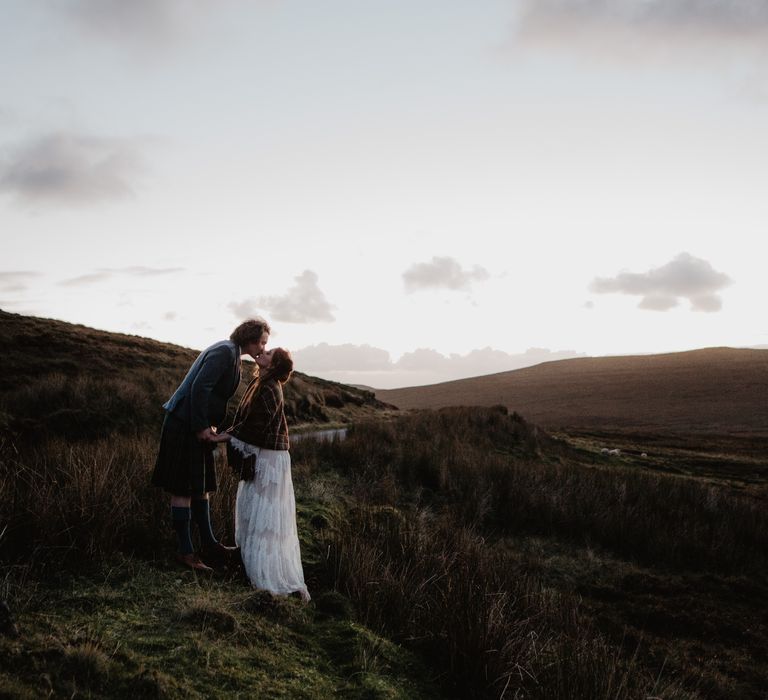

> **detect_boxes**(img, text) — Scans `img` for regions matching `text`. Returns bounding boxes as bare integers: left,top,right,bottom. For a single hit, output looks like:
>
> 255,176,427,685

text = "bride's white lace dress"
230,437,309,601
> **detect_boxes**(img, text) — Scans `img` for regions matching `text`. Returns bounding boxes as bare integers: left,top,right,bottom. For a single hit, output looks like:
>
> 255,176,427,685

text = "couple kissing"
151,318,309,602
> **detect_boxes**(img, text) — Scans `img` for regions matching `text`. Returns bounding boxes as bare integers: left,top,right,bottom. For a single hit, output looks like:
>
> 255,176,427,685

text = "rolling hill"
376,348,768,436
0,309,393,439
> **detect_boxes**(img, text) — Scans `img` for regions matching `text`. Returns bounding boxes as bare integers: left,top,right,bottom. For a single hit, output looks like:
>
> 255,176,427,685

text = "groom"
152,318,271,571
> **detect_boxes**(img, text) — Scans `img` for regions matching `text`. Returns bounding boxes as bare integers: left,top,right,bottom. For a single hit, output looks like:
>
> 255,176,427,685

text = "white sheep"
600,448,610,454
608,448,621,456
640,452,648,458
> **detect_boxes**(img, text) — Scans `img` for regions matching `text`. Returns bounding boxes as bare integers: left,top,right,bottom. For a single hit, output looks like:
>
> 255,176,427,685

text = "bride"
225,348,310,602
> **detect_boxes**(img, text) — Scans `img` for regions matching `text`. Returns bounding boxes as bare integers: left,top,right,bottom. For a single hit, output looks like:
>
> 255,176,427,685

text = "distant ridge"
376,348,768,435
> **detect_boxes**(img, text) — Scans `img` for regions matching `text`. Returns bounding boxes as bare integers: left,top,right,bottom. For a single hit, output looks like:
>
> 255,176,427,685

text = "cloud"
231,270,336,324
292,343,584,389
60,0,191,45
0,270,41,292
108,266,184,277
516,0,768,38
396,346,580,378
59,266,184,286
59,273,112,287
403,256,490,293
396,348,451,371
0,132,145,206
589,253,732,312
56,0,246,50
163,311,178,321
513,0,768,61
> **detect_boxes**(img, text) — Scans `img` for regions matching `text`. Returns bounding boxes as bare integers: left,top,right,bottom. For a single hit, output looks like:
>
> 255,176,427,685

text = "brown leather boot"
202,542,240,567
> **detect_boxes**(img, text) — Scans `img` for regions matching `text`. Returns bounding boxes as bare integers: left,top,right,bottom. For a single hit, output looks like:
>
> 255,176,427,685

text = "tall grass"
1,404,760,698
321,504,693,699
0,435,242,571
1,436,156,565
302,407,768,574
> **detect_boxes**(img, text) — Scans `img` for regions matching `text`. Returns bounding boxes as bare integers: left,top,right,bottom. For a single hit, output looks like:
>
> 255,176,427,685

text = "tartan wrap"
228,378,289,452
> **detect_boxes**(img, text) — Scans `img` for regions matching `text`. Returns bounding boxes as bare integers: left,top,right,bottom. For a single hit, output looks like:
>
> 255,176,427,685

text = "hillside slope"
0,310,393,438
377,348,768,435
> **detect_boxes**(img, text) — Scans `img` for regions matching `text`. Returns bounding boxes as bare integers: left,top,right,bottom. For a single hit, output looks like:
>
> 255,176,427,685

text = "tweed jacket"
163,340,241,433
229,377,289,451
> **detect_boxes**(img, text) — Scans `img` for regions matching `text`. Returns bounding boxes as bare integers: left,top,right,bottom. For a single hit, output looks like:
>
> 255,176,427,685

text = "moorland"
377,347,768,436
0,309,766,699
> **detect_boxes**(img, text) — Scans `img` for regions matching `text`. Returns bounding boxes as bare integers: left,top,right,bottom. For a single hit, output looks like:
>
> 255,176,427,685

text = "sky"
2,0,767,388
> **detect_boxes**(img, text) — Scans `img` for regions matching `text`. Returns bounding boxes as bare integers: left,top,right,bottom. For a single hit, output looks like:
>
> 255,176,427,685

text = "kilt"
151,413,217,496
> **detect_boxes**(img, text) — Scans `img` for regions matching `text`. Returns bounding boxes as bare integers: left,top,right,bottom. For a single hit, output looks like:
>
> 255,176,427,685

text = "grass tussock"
61,638,112,686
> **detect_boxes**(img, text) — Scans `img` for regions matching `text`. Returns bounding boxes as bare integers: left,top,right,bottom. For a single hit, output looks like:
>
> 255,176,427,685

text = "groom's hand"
196,427,216,442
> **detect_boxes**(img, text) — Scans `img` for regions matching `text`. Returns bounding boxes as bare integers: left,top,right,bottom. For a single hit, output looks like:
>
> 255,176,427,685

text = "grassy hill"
2,312,767,698
377,347,768,435
0,309,394,439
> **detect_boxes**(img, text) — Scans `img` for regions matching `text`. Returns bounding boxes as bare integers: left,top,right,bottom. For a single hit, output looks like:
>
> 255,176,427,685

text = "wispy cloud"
61,0,191,45
589,253,732,312
230,270,336,324
56,0,245,51
516,0,768,39
403,256,490,293
513,0,768,65
59,266,184,287
59,273,112,287
107,266,184,277
0,270,41,292
0,132,145,206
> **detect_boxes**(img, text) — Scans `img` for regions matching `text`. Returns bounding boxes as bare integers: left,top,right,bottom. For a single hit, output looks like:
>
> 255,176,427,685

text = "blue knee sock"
191,499,218,548
171,506,193,555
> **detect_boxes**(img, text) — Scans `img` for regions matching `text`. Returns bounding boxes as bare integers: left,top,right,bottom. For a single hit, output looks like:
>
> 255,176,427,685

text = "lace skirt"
231,438,309,600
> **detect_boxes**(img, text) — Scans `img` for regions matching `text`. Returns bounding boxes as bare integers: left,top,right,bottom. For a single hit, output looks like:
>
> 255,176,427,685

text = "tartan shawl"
229,378,289,451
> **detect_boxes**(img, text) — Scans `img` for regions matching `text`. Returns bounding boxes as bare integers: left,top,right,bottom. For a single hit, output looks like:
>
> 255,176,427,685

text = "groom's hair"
230,318,271,346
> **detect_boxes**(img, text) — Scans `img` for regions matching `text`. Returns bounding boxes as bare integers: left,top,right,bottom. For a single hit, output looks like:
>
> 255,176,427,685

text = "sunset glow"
2,1,767,387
